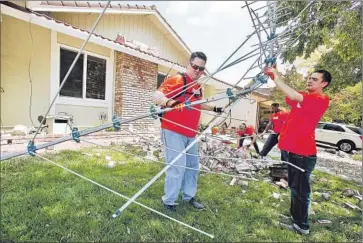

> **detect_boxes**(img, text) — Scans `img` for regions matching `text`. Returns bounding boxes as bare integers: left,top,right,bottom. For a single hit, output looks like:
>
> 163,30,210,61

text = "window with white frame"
59,48,106,100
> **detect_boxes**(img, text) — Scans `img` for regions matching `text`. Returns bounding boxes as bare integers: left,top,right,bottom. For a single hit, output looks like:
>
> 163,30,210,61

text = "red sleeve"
301,93,330,115
246,126,255,135
158,75,184,98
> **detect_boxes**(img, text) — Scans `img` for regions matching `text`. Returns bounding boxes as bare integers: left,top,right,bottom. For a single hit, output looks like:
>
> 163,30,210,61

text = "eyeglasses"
190,63,205,72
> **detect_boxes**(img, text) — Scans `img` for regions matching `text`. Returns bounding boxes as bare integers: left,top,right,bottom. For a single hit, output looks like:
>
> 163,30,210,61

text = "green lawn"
1,144,361,242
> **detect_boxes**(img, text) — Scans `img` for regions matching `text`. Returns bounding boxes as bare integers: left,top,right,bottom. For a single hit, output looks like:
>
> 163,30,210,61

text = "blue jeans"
287,152,317,230
161,129,199,205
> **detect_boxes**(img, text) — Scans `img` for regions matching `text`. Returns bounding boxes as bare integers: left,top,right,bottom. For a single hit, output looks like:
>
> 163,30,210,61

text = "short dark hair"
271,103,279,107
313,70,332,88
190,52,207,63
241,123,246,127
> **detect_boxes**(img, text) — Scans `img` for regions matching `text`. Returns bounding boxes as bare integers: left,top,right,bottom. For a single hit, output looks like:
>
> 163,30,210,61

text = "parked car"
315,122,362,153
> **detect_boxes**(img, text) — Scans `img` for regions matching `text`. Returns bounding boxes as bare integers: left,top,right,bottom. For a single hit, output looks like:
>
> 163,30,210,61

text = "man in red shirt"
265,67,331,235
237,123,260,154
152,52,223,212
259,103,289,160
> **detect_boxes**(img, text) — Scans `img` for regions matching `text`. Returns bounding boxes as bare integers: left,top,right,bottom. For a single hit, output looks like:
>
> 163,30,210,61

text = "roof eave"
29,5,155,14
27,4,193,59
1,3,186,72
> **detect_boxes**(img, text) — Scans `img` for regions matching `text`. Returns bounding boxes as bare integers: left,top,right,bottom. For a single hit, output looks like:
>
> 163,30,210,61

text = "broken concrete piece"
344,202,362,211
319,178,329,182
238,180,249,187
354,195,362,201
107,161,116,168
229,177,237,186
235,162,251,173
275,178,289,189
318,219,332,224
322,192,330,201
201,165,211,171
145,151,158,161
279,214,289,219
337,151,349,158
273,192,280,199
343,189,355,197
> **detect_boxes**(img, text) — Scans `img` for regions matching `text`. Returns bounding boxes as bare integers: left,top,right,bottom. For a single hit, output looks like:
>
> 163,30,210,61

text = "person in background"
237,123,260,154
220,122,228,135
259,103,289,161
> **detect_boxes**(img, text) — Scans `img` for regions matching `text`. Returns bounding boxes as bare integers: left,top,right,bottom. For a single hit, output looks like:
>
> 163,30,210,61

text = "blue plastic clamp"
184,100,192,110
226,88,237,102
150,105,159,119
267,32,276,40
71,127,80,143
112,115,121,131
264,57,277,65
27,141,36,156
254,73,269,84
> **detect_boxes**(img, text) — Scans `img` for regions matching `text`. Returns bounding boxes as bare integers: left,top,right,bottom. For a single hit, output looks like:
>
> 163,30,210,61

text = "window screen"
86,55,106,100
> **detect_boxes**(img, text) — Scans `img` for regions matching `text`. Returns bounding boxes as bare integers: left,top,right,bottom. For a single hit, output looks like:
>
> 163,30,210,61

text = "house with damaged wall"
1,1,273,135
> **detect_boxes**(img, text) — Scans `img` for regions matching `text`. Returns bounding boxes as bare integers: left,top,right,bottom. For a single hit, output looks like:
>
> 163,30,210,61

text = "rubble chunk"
229,177,237,186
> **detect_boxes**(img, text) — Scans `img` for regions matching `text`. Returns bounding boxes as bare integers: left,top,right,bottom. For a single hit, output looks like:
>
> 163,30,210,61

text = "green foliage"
352,153,362,161
276,1,361,63
271,1,362,125
315,50,361,94
323,82,363,126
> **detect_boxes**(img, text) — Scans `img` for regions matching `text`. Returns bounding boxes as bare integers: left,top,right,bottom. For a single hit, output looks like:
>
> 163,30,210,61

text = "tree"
275,1,362,64
291,46,361,94
323,82,362,126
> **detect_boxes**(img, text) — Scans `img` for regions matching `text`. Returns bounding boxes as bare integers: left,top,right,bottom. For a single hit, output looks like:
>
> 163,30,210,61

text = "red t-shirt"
270,111,289,133
158,74,202,137
278,92,329,156
237,126,255,137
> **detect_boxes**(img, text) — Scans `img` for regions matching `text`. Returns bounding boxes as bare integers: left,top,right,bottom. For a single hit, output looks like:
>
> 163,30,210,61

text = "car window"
347,126,363,135
323,124,345,132
316,123,325,129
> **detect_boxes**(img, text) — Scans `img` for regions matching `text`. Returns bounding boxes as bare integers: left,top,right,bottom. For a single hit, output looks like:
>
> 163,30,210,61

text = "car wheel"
337,140,355,153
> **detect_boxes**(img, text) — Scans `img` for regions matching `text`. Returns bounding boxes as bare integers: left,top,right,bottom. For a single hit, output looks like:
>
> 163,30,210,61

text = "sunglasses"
190,63,205,72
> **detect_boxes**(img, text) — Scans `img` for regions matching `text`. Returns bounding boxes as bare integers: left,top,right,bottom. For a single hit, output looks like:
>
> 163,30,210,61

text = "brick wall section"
114,52,158,131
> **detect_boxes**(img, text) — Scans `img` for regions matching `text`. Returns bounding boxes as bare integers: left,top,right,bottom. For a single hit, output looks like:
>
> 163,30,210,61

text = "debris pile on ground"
132,135,276,176
197,136,272,174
